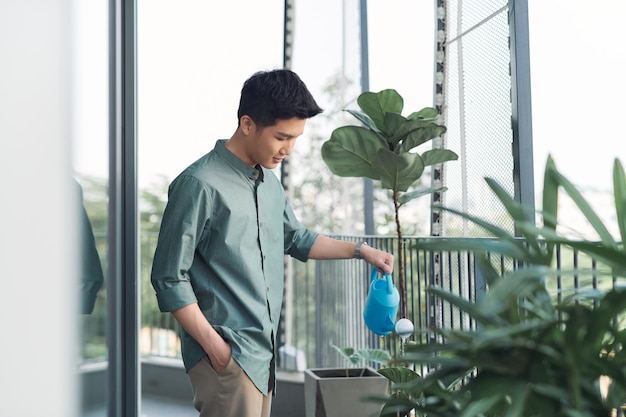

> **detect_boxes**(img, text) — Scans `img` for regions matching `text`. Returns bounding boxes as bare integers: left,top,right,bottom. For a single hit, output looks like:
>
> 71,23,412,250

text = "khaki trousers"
187,356,272,417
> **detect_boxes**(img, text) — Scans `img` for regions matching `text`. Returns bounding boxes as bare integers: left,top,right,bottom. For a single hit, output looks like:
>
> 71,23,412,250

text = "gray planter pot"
304,367,388,417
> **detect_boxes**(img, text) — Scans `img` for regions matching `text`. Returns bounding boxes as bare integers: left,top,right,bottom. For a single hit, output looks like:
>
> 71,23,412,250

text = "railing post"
473,254,488,304
315,260,323,366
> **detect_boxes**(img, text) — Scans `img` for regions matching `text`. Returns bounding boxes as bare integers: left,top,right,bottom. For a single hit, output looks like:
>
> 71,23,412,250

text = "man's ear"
240,115,255,135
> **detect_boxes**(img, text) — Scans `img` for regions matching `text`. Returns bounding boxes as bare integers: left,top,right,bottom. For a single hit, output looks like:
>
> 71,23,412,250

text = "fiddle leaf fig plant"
321,89,458,319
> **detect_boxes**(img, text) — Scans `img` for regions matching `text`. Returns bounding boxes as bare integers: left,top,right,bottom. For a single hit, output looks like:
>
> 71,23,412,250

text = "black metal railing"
276,236,621,371
80,233,622,372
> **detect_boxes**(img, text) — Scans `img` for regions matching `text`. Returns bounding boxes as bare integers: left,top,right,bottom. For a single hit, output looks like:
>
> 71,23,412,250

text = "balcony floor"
83,391,303,417
84,395,197,417
80,359,304,417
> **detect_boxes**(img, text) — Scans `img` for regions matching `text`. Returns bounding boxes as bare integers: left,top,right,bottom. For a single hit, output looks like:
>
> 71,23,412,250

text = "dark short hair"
237,69,323,128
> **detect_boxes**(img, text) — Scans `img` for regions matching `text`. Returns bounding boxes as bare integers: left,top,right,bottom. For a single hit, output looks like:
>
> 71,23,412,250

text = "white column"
0,1,78,416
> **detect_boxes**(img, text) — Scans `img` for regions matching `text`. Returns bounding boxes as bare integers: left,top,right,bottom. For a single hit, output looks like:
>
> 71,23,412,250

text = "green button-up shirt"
150,140,318,395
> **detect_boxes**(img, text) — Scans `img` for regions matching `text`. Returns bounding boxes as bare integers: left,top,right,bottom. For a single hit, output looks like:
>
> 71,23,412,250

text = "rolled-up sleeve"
283,199,318,261
150,175,213,312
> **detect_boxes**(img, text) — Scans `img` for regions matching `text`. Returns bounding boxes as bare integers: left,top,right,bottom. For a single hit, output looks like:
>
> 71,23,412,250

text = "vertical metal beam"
428,0,447,347
509,0,535,225
431,0,446,238
283,0,294,70
279,0,296,364
108,0,139,416
360,0,375,235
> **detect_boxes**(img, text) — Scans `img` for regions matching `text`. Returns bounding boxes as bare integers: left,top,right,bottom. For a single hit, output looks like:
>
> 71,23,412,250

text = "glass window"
71,0,109,415
137,1,283,412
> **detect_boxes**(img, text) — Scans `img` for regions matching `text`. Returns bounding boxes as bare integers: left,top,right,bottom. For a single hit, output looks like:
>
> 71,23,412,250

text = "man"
150,69,394,417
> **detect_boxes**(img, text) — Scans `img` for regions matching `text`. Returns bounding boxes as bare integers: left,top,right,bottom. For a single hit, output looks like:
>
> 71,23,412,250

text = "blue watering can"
363,268,400,336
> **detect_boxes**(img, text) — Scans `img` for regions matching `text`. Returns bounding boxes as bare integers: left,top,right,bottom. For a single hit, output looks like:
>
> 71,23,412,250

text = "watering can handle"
370,268,395,294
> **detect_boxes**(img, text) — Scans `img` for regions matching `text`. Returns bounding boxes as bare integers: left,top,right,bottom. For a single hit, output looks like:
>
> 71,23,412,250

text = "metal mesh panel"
431,0,516,334
439,0,515,237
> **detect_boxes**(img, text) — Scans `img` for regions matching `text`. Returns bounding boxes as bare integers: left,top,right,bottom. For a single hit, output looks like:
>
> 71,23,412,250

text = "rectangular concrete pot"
304,367,388,417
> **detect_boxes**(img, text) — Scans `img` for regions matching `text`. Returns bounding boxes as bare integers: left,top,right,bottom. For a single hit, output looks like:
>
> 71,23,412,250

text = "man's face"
245,117,306,169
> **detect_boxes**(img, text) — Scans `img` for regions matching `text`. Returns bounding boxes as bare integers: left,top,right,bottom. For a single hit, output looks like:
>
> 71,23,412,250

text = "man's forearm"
308,235,394,274
171,304,222,354
171,303,232,372
308,235,355,259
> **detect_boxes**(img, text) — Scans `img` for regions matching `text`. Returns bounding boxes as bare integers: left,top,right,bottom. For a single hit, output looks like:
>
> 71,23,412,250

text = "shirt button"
259,222,263,228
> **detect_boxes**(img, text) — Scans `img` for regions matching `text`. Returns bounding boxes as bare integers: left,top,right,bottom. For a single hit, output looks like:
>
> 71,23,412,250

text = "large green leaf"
427,286,500,325
321,125,386,179
485,177,530,224
484,177,543,256
549,240,626,276
398,186,447,205
378,367,421,385
471,320,553,348
431,206,516,242
379,392,418,417
400,351,473,369
546,161,617,248
357,89,404,134
356,348,392,365
504,384,531,417
613,159,626,244
478,267,551,317
421,149,459,167
407,107,438,120
542,156,559,232
426,207,536,259
383,112,408,150
539,156,559,259
458,394,505,417
344,109,381,133
417,236,536,265
531,383,570,401
374,149,425,192
429,205,553,266
475,254,502,287
331,345,361,365
398,123,447,153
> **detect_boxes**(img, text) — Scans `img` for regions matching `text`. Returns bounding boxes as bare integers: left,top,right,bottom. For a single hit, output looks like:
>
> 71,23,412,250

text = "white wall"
0,1,78,416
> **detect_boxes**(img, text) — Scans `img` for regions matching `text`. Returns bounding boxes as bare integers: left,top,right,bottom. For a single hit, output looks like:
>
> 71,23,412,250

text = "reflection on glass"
71,0,109,415
76,178,104,315
75,176,108,360
75,175,108,416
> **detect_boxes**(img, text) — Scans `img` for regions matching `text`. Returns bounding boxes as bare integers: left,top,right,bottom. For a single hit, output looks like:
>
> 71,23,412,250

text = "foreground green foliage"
379,157,626,417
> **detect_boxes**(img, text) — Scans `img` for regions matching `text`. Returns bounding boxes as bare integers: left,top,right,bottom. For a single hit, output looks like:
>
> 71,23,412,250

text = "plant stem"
394,190,407,319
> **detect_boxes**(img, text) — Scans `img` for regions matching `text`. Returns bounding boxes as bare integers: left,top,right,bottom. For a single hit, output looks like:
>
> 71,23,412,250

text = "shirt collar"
214,139,264,183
